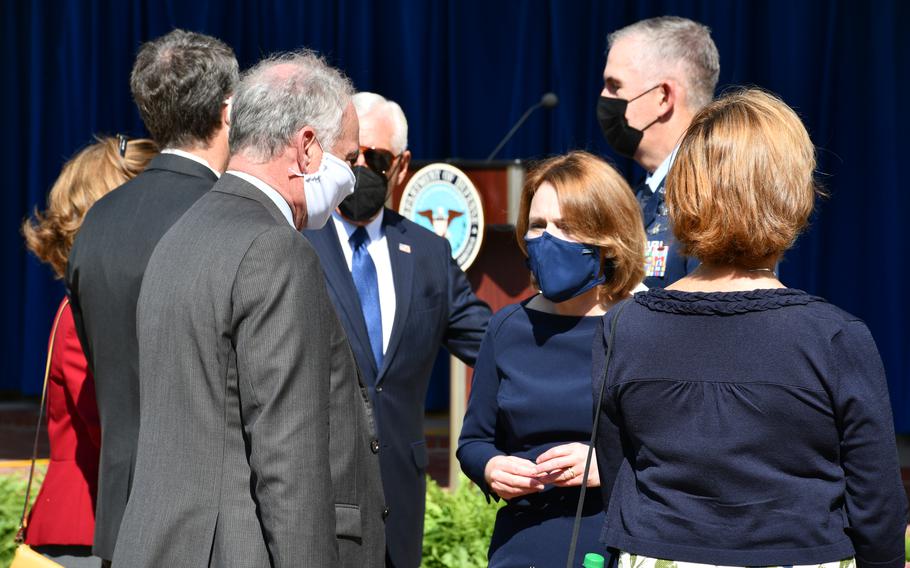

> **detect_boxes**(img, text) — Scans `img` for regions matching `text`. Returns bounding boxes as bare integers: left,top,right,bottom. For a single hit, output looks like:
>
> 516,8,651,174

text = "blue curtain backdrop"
4,1,908,430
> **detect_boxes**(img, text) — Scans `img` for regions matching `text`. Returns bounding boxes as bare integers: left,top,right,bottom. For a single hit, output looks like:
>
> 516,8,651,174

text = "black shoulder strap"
565,298,631,568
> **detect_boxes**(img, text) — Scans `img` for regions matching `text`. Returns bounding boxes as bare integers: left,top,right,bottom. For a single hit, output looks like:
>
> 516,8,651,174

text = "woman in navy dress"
594,89,906,567
457,151,646,567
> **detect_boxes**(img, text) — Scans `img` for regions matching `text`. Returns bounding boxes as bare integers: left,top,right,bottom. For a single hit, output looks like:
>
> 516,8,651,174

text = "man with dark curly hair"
65,29,238,565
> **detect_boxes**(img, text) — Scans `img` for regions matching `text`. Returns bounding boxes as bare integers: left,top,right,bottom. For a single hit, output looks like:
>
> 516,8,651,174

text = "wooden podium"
393,159,535,312
393,160,536,487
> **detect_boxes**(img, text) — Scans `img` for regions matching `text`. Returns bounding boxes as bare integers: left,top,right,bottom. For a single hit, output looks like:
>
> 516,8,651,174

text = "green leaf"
0,468,45,567
420,474,504,568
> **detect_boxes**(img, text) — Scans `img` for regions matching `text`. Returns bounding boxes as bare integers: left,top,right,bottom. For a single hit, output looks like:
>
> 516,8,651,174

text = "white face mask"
290,150,355,229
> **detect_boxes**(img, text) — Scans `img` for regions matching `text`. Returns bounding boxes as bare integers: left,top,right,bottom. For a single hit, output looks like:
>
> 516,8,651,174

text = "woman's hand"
533,442,600,487
484,455,546,500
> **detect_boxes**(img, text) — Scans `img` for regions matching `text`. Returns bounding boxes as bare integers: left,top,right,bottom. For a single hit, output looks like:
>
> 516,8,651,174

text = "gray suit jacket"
112,174,385,567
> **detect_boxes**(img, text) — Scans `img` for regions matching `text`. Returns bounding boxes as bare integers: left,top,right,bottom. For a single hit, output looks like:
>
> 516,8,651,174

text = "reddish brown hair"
516,151,645,301
22,136,157,278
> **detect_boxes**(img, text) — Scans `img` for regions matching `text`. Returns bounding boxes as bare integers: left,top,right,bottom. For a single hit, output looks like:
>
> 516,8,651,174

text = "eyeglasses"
117,134,129,157
360,146,401,179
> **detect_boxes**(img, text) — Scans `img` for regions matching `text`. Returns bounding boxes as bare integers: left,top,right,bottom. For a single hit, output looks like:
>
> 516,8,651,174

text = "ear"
298,127,322,173
394,150,412,186
222,96,233,126
660,81,679,116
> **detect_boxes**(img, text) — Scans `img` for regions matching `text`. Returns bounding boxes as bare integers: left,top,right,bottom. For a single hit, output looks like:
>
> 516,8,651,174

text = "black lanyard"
565,299,630,568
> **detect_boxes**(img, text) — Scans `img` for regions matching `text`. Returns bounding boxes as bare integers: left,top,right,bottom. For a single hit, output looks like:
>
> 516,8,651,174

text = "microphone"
486,92,559,162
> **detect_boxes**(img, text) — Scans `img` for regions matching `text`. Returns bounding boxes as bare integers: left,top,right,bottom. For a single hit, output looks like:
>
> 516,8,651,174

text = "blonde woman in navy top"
458,151,646,567
594,89,907,567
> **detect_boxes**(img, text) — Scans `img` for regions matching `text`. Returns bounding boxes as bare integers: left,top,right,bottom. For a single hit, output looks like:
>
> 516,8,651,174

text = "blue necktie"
349,226,383,369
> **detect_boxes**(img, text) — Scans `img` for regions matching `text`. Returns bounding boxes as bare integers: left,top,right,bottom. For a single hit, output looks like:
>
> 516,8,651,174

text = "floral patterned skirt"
618,552,855,568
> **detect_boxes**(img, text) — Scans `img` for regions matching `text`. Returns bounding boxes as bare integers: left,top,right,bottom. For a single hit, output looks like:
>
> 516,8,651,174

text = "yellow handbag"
11,545,64,568
11,300,67,568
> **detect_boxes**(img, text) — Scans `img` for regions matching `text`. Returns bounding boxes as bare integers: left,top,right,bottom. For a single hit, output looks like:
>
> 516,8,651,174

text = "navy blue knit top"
594,288,906,567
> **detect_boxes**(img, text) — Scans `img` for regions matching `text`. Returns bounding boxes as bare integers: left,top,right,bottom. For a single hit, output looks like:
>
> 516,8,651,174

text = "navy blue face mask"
524,232,611,303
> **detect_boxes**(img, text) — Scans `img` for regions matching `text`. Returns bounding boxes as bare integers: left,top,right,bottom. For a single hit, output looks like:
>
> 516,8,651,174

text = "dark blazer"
304,209,491,568
25,298,100,547
64,154,216,559
112,174,386,567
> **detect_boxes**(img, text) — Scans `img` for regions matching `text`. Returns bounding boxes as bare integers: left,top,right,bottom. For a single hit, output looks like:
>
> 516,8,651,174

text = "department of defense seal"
399,163,485,270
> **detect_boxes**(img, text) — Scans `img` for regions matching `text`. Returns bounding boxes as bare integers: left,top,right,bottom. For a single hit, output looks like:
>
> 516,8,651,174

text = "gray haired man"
596,16,720,288
65,29,237,564
112,50,385,567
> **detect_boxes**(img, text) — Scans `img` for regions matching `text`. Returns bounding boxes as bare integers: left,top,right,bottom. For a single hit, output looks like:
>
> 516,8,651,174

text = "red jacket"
25,298,100,546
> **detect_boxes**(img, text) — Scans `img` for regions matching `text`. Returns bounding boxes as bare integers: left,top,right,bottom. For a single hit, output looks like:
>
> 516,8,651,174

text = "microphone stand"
485,101,545,162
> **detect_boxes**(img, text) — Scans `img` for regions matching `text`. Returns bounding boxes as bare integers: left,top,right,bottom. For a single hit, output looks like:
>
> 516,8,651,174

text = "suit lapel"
640,177,668,231
305,223,378,379
376,214,413,384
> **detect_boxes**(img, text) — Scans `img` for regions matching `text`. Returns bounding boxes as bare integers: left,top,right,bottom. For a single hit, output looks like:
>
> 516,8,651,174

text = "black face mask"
338,165,389,222
596,84,662,158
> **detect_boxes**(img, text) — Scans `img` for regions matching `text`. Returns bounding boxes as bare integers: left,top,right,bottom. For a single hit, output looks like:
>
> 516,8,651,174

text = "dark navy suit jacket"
304,208,491,568
66,154,216,560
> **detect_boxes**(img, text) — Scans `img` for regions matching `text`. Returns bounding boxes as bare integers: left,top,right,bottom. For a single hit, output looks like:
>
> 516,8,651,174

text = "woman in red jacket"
21,135,156,567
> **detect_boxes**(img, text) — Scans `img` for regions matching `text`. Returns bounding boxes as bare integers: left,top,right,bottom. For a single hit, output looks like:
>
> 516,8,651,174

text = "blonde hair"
667,88,817,267
22,136,158,278
516,151,646,302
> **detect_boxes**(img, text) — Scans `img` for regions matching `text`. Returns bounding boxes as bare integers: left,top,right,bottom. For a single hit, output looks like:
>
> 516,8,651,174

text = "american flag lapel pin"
399,243,411,254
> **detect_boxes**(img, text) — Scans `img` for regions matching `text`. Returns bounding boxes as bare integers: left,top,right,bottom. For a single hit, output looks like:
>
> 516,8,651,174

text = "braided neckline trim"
635,288,823,315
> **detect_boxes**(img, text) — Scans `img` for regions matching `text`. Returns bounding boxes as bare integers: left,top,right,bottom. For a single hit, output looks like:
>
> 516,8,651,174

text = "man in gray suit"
112,50,386,567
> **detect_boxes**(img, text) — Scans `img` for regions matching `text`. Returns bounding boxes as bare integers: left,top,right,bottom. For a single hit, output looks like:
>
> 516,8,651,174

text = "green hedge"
421,474,503,568
0,470,43,567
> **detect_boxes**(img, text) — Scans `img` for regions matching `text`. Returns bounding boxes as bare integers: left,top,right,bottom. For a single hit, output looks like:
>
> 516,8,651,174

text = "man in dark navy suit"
65,30,238,565
597,16,719,287
304,92,492,568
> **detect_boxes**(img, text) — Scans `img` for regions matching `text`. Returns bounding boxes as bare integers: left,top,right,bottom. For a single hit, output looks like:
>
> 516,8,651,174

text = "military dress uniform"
636,157,699,288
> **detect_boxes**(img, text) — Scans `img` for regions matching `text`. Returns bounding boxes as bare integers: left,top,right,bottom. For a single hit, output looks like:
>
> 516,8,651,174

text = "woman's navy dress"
458,300,607,567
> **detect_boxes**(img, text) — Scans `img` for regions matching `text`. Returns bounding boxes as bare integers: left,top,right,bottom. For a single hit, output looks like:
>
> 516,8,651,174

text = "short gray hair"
608,16,720,111
229,50,354,162
130,29,238,149
352,92,409,155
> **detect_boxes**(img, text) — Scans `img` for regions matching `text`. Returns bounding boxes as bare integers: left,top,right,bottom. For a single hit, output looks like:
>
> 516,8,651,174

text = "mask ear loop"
627,83,662,103
290,133,325,177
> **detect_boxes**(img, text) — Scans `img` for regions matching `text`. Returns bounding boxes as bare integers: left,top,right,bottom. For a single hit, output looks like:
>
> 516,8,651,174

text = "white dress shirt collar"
644,143,681,194
224,170,295,228
160,148,221,179
332,208,385,244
